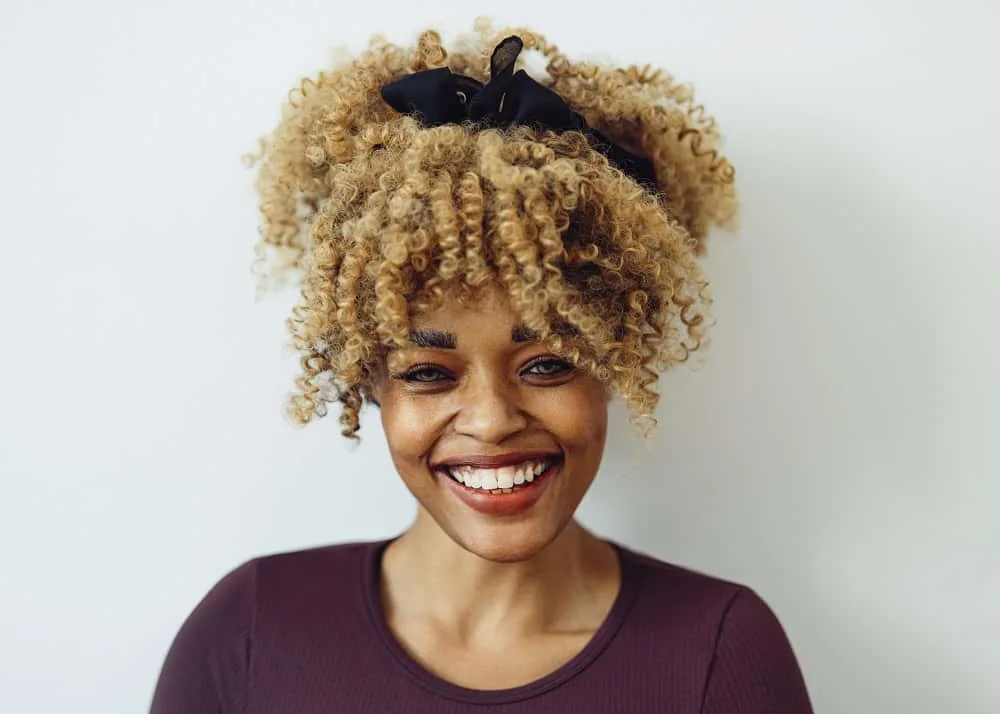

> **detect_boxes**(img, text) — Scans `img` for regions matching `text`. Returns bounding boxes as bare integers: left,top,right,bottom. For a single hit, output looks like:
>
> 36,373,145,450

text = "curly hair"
248,18,738,439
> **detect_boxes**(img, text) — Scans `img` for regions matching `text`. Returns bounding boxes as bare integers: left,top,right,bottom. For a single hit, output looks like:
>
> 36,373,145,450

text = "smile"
441,456,558,493
435,456,563,517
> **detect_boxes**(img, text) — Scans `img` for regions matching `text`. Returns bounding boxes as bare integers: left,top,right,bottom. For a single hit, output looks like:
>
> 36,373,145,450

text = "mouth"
435,454,562,493
433,454,564,516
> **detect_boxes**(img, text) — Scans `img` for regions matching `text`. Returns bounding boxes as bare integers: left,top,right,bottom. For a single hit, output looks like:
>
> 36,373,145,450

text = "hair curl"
248,18,738,439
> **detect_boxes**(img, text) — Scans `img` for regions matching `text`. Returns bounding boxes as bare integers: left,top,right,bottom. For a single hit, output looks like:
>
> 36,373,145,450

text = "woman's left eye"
523,358,574,378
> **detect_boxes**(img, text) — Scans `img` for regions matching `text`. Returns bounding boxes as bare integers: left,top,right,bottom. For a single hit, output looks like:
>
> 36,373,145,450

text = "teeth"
444,458,554,491
519,463,532,483
496,466,515,489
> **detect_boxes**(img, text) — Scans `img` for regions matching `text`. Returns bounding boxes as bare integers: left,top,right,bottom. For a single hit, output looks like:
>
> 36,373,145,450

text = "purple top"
150,539,813,713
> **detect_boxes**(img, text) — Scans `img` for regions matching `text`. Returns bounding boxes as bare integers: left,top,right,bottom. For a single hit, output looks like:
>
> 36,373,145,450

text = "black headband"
380,35,659,193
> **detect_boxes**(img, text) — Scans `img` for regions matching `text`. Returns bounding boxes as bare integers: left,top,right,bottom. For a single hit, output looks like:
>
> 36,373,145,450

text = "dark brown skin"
375,285,621,689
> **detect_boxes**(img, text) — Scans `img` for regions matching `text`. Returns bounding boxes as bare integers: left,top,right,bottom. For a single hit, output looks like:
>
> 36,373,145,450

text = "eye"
396,364,452,384
522,357,574,379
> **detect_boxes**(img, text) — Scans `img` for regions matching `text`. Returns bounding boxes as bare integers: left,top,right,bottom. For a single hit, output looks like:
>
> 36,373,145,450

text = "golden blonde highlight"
248,19,737,439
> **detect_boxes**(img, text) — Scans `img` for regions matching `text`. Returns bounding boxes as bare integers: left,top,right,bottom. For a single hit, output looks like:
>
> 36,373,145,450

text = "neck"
381,511,619,644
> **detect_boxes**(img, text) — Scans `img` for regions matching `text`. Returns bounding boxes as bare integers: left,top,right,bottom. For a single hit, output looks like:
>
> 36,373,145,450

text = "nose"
452,372,529,443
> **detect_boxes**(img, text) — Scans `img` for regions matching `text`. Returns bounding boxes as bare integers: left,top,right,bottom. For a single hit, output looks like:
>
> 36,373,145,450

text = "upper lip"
432,450,562,469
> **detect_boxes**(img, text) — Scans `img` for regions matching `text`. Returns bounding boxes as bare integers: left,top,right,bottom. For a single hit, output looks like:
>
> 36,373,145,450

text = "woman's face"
376,287,609,563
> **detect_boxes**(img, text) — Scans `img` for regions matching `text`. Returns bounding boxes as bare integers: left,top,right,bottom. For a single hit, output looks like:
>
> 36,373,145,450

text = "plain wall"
1,1,997,712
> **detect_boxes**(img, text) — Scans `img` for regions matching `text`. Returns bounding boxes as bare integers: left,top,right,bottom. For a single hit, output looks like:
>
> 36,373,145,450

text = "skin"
374,285,622,690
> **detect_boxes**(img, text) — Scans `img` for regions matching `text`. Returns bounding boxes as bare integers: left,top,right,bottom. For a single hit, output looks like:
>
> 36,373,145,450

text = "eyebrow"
511,325,540,343
408,325,539,349
409,329,456,349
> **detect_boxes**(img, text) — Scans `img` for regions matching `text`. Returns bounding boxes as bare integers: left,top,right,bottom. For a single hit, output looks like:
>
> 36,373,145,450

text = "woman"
150,21,813,713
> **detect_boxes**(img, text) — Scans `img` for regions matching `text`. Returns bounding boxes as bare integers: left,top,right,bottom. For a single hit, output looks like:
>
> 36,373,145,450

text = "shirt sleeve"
148,560,256,714
700,588,814,714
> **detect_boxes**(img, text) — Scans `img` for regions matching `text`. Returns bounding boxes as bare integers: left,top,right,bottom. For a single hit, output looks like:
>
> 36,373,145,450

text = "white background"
1,1,997,712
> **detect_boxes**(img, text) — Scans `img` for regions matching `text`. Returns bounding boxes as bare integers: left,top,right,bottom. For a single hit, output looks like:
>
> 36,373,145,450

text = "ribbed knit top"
150,539,813,713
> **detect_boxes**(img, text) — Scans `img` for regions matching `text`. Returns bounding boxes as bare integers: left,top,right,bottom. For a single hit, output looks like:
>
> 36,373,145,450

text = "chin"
449,521,562,563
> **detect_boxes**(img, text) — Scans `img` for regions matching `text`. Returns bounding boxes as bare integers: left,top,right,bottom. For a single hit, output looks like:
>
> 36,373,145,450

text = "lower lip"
438,462,561,517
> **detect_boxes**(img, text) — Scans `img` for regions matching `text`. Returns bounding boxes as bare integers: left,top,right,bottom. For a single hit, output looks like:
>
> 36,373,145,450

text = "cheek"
538,383,608,449
379,393,443,465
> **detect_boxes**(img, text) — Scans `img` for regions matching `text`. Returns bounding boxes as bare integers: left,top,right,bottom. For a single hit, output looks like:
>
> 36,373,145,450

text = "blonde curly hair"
248,18,738,439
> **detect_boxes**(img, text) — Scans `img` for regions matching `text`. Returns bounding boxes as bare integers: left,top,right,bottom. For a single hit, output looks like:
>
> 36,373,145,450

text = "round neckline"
359,537,640,705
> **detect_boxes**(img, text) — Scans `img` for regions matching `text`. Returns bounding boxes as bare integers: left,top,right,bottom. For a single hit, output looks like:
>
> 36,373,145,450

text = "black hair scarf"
380,35,659,193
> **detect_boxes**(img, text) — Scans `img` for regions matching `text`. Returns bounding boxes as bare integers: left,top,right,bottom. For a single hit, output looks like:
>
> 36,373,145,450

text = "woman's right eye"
400,365,450,383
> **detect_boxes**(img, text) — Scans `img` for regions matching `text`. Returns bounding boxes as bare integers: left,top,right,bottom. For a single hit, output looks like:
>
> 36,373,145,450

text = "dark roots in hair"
247,18,738,439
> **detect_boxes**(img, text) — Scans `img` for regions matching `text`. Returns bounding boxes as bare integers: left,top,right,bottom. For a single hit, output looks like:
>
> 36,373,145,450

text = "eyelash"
394,357,574,385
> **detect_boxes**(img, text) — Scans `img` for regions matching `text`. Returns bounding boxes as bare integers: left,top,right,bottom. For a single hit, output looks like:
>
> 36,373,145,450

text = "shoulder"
159,539,379,648
701,585,813,712
618,542,801,653
247,539,380,616
618,544,747,630
184,539,376,611
150,540,383,713
251,538,375,580
615,545,813,713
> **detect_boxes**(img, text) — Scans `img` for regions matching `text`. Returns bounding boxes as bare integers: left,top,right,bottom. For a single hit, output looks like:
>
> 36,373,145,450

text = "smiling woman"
149,19,813,714
378,286,610,562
